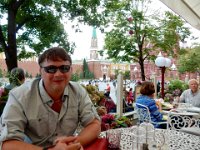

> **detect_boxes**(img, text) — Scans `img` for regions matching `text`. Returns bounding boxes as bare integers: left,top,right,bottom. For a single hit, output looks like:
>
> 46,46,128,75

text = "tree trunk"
139,59,145,81
6,5,18,71
138,44,145,81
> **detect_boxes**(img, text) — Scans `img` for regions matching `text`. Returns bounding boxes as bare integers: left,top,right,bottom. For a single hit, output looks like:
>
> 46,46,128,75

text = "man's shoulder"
69,81,81,87
11,78,40,95
68,81,85,92
182,89,191,94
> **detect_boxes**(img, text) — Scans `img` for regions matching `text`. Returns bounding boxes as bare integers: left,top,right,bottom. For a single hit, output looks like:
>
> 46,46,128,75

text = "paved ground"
98,82,117,103
80,80,136,104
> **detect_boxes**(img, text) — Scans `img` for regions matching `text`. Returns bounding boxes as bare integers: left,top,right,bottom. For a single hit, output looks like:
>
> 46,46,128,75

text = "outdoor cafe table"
161,102,200,117
95,127,200,150
162,107,200,118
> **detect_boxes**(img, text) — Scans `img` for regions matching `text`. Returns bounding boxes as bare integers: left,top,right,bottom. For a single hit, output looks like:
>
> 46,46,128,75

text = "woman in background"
136,81,166,128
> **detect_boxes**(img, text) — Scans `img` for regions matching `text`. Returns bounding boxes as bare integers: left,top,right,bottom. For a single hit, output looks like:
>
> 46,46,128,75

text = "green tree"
178,45,200,76
82,58,94,79
83,58,89,78
71,72,80,81
25,71,29,78
114,69,120,79
0,0,109,72
104,0,191,81
35,73,41,78
124,70,130,80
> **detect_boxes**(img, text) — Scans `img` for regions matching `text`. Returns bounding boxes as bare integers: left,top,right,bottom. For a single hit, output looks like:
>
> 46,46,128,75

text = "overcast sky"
65,0,200,60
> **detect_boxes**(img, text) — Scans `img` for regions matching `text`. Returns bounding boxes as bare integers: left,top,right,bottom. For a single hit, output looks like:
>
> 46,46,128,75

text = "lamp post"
133,66,138,72
170,63,177,79
155,52,171,99
170,63,177,71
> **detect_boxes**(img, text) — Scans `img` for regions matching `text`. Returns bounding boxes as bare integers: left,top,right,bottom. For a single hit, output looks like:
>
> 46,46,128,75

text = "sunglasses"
41,65,71,74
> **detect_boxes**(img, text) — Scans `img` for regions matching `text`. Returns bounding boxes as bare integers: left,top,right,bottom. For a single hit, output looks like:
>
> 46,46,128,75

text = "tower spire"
92,27,97,39
90,27,99,60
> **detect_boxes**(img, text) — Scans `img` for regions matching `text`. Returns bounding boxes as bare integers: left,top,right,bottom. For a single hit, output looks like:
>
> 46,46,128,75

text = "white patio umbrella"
160,0,200,31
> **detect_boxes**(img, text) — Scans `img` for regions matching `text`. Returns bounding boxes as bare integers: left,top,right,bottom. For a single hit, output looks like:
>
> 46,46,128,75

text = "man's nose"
54,69,63,75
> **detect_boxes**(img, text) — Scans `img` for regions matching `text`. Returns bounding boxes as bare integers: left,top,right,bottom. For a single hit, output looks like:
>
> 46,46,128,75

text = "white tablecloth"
100,127,200,150
187,107,200,113
162,110,200,116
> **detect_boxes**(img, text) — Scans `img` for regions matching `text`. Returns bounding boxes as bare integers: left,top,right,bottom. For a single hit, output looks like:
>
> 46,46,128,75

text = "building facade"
0,28,198,82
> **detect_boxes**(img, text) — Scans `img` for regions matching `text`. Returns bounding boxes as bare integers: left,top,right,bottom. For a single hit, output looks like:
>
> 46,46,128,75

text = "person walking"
104,83,111,98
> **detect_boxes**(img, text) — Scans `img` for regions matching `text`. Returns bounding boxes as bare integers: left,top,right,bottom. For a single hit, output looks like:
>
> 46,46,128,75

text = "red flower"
101,114,115,123
129,30,134,35
127,17,133,23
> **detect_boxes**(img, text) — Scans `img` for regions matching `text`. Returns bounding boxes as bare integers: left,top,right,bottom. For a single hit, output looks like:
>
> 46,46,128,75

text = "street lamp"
170,63,177,79
132,66,138,80
133,66,138,72
155,52,171,99
170,63,177,71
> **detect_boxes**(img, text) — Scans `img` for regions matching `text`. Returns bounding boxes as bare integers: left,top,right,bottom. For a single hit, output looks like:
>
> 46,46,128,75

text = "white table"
162,110,200,116
180,127,200,136
100,127,200,150
187,106,200,113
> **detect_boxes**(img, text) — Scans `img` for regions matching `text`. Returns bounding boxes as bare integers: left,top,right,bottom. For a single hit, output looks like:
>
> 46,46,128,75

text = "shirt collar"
190,89,200,95
39,79,69,103
39,79,52,103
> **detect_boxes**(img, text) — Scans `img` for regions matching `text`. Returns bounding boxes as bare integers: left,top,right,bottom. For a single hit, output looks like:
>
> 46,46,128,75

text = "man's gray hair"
188,79,199,85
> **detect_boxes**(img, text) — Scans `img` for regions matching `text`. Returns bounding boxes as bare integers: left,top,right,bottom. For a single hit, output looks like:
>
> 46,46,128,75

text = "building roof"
160,0,200,30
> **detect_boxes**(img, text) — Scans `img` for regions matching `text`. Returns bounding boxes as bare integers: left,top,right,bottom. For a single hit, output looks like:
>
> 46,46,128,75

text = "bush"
164,79,188,103
168,80,188,94
82,84,104,106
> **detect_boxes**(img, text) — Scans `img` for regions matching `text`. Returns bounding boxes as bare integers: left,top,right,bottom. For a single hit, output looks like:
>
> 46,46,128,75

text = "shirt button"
2,124,5,127
54,133,58,136
38,119,41,122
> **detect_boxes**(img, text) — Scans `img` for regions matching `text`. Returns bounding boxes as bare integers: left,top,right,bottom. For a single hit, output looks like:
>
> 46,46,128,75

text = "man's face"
189,81,199,93
40,59,72,95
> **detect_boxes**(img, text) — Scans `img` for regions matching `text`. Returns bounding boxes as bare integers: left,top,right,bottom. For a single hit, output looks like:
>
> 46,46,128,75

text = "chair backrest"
167,111,200,130
135,103,152,123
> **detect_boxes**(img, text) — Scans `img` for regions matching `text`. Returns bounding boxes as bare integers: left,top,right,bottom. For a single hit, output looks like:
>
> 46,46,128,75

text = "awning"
160,0,200,30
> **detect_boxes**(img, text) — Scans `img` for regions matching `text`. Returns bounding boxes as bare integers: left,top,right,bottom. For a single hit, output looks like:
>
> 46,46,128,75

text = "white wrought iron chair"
167,111,200,136
135,103,167,128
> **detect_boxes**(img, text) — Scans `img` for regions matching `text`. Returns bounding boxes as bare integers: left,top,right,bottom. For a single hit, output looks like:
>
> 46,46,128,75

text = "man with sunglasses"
0,47,101,150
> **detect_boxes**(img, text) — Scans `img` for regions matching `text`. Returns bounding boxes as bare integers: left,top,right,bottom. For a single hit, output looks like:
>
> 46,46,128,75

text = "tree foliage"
178,45,200,75
103,0,191,81
0,0,110,71
81,58,94,79
71,72,80,82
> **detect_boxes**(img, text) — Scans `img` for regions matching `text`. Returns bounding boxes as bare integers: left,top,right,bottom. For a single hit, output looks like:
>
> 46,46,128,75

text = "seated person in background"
96,106,112,131
180,79,200,107
4,67,25,92
136,81,166,129
97,106,107,116
0,47,101,150
98,96,116,113
0,67,25,115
